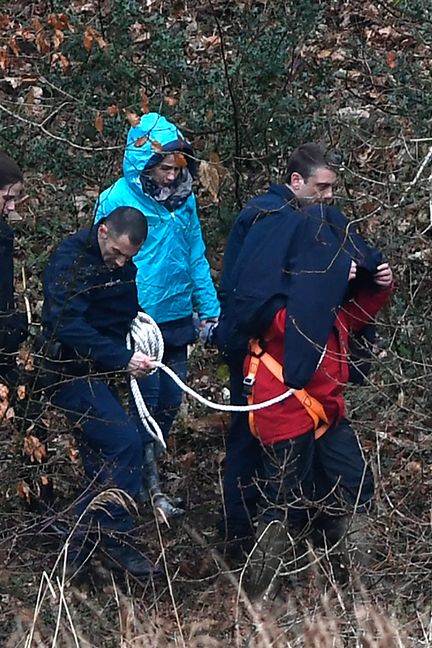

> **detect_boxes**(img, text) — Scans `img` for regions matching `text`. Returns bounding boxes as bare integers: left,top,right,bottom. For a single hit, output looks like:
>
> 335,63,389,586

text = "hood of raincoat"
123,112,196,200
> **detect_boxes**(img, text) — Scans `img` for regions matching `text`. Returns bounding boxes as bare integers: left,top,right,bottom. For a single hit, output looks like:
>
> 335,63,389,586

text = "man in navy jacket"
42,206,158,579
216,143,380,551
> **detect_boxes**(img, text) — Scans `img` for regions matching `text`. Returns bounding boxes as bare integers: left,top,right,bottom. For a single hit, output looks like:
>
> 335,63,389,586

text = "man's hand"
348,261,357,281
127,351,155,377
374,263,393,288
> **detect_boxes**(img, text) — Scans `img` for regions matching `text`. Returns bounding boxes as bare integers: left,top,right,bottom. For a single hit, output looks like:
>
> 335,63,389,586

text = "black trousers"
259,419,374,529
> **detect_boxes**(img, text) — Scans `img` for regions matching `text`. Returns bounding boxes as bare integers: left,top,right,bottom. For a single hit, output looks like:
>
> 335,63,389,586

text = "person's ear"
99,223,109,239
290,172,303,191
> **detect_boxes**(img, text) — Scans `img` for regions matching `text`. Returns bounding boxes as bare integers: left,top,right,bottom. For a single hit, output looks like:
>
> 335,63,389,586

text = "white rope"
153,362,296,413
128,314,327,449
127,313,167,449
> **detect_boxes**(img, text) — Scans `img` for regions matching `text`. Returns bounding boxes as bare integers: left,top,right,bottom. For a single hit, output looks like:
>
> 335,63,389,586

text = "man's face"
98,224,142,270
148,153,182,188
0,181,23,217
290,166,337,203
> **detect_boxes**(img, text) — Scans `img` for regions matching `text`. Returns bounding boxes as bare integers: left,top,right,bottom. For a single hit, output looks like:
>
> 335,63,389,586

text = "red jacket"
245,285,392,445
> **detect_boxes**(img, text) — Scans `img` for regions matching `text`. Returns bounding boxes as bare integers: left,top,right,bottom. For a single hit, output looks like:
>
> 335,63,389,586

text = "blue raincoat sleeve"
43,250,133,371
188,195,220,319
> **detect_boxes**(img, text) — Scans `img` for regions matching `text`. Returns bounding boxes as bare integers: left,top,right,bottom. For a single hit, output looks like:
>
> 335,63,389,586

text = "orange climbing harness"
244,340,330,440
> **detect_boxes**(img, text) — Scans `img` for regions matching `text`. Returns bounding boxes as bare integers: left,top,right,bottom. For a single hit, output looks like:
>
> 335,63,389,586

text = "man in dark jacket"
216,143,377,551
42,207,158,579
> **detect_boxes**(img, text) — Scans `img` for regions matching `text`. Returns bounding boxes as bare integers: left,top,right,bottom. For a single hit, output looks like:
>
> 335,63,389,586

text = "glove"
198,321,218,347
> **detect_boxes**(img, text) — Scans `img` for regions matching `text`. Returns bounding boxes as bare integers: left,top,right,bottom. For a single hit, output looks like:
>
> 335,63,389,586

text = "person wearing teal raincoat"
94,113,220,518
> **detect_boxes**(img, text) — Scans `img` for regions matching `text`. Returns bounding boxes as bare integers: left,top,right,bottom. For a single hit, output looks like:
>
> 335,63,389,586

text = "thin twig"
0,104,121,153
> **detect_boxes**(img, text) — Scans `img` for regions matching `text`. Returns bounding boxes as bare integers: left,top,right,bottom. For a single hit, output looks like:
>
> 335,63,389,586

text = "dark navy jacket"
0,221,27,360
0,221,14,313
42,226,138,373
217,184,381,389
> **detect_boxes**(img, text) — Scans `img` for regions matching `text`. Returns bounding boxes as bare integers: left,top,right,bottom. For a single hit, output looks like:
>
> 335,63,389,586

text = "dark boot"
64,534,96,582
246,520,293,600
141,442,185,520
318,515,350,582
100,536,163,580
346,514,375,569
319,515,349,549
321,514,374,580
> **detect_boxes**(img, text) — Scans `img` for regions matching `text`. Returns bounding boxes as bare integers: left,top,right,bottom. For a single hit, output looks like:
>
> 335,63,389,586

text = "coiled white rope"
128,313,324,449
127,313,167,448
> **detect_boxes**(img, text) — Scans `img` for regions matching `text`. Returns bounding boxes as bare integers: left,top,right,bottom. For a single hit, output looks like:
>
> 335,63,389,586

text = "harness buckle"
242,375,255,396
250,339,266,358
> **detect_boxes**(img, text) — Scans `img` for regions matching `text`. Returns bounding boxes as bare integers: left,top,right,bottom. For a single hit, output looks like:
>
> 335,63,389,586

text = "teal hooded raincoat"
94,113,220,325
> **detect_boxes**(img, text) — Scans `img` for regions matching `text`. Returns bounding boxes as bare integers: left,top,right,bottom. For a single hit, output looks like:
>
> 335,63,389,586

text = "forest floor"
0,347,431,647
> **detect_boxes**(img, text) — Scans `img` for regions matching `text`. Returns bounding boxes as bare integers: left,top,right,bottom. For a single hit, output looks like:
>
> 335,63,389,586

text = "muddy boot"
319,515,350,582
320,515,348,548
141,442,185,521
246,520,294,600
322,514,374,582
347,514,375,569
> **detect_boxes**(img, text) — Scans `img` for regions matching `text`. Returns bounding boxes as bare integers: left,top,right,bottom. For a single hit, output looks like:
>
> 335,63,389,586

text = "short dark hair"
103,206,148,246
0,152,23,190
286,143,342,183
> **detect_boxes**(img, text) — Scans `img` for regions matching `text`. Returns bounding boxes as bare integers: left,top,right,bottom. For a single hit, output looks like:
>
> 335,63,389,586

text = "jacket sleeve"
44,256,133,371
0,221,15,312
0,222,28,353
187,195,220,319
342,284,393,333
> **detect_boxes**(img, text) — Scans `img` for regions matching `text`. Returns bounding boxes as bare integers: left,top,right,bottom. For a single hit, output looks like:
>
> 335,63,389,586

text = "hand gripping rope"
127,313,323,449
